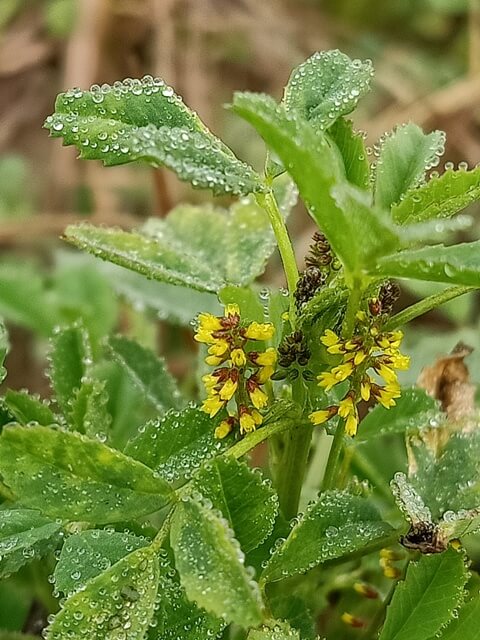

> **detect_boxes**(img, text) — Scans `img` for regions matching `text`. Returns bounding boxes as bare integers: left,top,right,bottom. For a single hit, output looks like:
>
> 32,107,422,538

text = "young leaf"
48,324,92,423
44,76,262,196
232,94,398,279
107,336,183,414
0,320,7,384
327,118,370,189
262,491,394,582
435,593,480,640
54,529,148,596
2,389,57,426
392,166,480,224
0,509,62,578
379,548,468,640
125,405,228,483
148,551,225,640
0,424,174,523
170,496,263,628
70,378,112,438
374,123,445,209
65,197,281,294
247,621,300,640
356,387,442,441
283,50,373,131
377,241,480,286
192,457,279,552
46,545,159,640
269,595,317,640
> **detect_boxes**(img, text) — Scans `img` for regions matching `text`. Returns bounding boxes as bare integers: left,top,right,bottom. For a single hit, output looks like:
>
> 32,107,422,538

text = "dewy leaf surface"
148,551,225,640
356,387,442,441
170,496,263,628
107,336,183,414
48,324,91,424
247,621,300,640
54,529,148,596
2,389,57,427
0,509,62,578
327,118,370,189
434,593,480,640
0,424,174,523
70,378,111,438
374,123,445,210
65,197,283,293
283,50,373,130
0,320,7,384
44,76,262,196
262,490,393,582
192,457,279,552
125,405,228,483
232,93,398,279
392,166,480,224
46,545,159,640
379,548,468,640
377,241,480,286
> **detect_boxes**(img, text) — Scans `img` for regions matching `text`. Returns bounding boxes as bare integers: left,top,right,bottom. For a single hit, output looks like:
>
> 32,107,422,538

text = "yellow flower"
244,322,275,341
239,411,256,434
249,386,268,410
201,394,224,417
219,378,238,401
251,409,263,425
208,340,229,356
215,419,234,439
338,395,359,436
231,348,246,367
205,354,223,367
309,409,332,425
257,365,275,384
254,348,277,366
390,353,410,370
224,303,240,317
374,383,400,408
194,327,215,344
360,378,371,401
198,312,222,332
321,329,341,348
375,363,398,385
345,413,358,436
202,374,218,392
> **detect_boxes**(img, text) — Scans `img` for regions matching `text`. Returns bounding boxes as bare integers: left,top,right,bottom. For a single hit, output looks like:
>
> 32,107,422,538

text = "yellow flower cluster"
309,313,410,436
195,304,276,438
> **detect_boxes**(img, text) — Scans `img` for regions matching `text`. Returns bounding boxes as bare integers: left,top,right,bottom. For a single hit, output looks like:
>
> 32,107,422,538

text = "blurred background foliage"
1,1,480,633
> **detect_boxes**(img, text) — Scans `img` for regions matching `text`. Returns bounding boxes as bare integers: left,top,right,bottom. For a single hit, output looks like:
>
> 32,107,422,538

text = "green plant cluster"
0,49,480,639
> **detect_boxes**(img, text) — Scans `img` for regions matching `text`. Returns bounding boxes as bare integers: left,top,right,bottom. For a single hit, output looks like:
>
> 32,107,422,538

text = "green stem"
256,191,299,327
321,419,346,491
384,285,477,331
151,507,175,552
342,280,363,337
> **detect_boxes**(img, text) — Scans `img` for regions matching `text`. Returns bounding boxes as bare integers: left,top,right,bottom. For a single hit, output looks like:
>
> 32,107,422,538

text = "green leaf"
0,263,54,335
379,548,468,640
392,166,480,224
107,335,182,414
70,378,111,438
170,496,263,628
356,388,442,441
46,545,159,640
262,490,394,582
54,529,148,596
125,405,228,482
65,196,281,293
435,593,480,640
374,123,446,210
45,76,262,196
377,241,480,286
192,457,278,552
0,509,62,578
269,595,317,640
2,389,57,426
48,324,92,423
247,621,300,640
0,424,174,523
327,118,370,189
148,551,225,640
232,94,398,279
99,262,221,326
0,320,8,385
283,50,373,131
